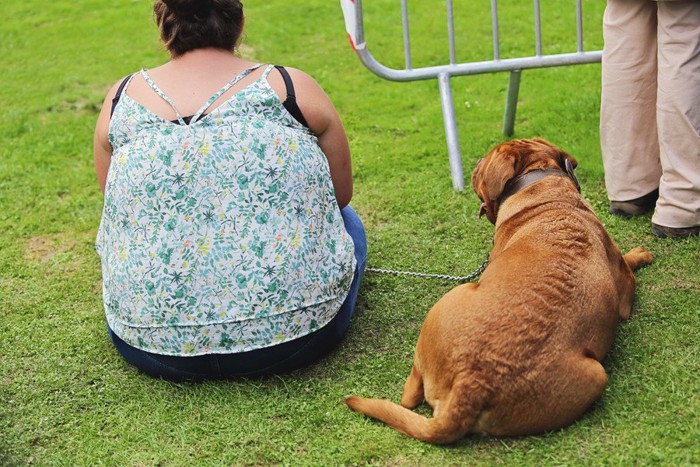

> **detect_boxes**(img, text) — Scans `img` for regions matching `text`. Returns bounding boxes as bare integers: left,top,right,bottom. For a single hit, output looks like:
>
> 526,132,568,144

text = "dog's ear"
481,146,517,202
472,146,517,224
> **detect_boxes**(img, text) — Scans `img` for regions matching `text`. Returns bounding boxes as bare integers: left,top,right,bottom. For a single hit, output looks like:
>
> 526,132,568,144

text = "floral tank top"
96,64,356,356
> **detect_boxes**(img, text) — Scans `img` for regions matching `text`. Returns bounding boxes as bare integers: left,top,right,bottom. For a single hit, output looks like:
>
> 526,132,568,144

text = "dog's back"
347,139,653,443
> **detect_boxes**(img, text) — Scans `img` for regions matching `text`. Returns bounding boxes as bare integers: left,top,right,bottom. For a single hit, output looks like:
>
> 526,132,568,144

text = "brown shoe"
609,189,659,218
651,223,700,239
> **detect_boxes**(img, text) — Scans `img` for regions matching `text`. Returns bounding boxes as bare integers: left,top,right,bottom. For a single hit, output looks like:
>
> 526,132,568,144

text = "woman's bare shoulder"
281,67,325,96
277,67,337,133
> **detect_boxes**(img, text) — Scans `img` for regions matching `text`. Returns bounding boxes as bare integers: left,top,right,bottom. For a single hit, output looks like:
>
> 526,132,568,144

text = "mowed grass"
1,0,698,465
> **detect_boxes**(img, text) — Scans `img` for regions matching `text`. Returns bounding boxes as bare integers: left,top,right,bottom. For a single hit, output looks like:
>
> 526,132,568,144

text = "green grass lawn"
1,0,698,465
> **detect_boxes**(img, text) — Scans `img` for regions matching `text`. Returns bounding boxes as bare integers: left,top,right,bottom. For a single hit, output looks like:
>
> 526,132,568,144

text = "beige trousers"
600,0,700,228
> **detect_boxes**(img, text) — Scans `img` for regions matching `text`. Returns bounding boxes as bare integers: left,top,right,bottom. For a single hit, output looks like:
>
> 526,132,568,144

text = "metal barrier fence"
340,0,602,190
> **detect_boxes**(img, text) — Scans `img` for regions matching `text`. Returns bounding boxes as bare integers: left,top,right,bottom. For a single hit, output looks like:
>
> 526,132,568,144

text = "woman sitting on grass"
93,0,366,381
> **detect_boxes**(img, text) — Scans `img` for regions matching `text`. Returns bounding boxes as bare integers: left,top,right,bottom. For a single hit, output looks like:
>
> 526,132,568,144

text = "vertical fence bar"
491,0,500,60
401,0,412,69
447,0,456,65
352,0,365,47
438,73,464,191
576,0,584,52
345,0,602,188
503,70,522,136
534,0,542,56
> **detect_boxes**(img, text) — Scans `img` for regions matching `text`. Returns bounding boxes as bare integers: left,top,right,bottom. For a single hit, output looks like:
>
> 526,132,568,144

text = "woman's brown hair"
154,0,244,57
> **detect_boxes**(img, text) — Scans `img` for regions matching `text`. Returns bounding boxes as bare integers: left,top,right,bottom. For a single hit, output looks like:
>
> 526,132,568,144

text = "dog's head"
471,138,578,224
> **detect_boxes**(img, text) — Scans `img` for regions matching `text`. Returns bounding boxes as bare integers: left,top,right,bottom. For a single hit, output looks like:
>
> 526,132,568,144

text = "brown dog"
346,138,653,444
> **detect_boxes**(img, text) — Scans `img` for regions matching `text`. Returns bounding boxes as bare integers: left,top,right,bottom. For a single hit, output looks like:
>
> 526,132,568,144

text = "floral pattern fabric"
96,65,356,356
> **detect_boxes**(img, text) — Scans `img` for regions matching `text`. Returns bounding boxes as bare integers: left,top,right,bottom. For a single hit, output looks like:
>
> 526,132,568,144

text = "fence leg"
437,73,464,191
502,69,522,136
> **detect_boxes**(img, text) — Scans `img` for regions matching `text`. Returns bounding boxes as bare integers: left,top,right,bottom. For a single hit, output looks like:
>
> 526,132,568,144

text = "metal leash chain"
366,252,490,282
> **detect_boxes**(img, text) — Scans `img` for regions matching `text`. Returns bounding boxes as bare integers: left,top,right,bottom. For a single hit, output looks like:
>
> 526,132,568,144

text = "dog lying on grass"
346,138,653,444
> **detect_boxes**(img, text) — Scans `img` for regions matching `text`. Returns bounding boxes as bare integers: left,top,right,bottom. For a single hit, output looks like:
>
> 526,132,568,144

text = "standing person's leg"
600,0,661,213
652,0,700,236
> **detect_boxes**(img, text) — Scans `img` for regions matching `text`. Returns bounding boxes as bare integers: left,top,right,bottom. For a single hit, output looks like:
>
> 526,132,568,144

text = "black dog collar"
500,163,581,207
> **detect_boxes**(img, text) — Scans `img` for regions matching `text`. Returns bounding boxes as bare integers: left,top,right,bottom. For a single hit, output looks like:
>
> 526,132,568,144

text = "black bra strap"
275,66,297,99
274,66,310,129
110,74,134,118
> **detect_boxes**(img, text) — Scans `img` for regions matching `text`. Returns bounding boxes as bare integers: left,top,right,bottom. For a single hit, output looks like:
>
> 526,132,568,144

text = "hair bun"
162,0,213,18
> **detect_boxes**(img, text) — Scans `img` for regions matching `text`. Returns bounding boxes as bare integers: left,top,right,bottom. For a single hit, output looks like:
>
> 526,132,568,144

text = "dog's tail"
345,378,482,444
623,246,653,271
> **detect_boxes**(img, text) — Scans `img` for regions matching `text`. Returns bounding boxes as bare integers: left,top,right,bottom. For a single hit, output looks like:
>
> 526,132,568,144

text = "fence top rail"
355,49,602,82
341,0,601,82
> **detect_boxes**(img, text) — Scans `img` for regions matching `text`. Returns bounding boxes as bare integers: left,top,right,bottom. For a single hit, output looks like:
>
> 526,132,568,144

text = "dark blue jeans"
107,206,367,381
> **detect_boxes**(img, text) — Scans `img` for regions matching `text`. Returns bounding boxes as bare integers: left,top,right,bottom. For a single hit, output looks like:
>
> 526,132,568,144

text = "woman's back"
97,62,356,356
93,0,365,380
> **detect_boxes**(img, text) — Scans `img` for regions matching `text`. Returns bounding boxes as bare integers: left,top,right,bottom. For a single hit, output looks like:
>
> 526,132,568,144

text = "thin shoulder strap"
261,63,276,80
274,66,310,128
140,68,187,126
110,74,135,118
190,63,266,122
274,66,297,99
